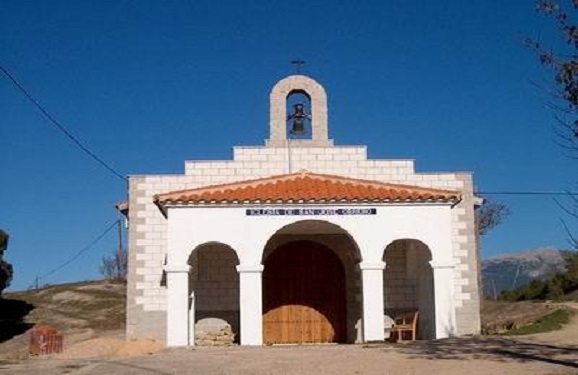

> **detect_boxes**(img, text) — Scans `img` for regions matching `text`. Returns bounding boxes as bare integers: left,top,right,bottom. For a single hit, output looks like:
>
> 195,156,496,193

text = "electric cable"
34,219,119,285
479,191,578,196
0,63,127,183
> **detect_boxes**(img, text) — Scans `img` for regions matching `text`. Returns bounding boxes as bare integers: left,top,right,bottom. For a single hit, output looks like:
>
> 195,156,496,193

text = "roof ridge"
152,172,297,200
154,171,461,204
295,172,459,194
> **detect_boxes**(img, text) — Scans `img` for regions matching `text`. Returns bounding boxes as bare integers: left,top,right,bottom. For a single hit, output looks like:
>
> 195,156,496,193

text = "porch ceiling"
274,220,346,235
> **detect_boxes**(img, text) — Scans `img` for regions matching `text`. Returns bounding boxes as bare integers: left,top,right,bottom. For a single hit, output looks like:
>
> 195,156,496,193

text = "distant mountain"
481,247,566,299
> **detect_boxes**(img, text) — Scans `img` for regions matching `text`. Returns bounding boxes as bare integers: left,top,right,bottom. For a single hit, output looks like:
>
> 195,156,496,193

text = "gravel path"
3,337,577,375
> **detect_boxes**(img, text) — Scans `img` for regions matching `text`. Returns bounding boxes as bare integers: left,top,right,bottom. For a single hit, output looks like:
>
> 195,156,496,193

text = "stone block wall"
383,242,417,310
195,317,236,346
451,175,481,335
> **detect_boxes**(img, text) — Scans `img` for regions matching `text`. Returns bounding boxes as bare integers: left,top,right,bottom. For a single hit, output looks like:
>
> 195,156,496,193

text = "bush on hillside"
501,251,578,301
0,230,13,295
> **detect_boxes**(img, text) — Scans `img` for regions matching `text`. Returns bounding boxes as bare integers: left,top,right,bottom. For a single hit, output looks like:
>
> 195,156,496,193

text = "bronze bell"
288,103,310,135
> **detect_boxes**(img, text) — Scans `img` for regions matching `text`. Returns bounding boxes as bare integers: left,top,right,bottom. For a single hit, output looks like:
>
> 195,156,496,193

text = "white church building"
123,74,481,347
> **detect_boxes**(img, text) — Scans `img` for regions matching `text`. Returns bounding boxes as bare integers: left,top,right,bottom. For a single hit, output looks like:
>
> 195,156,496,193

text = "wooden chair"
392,311,419,342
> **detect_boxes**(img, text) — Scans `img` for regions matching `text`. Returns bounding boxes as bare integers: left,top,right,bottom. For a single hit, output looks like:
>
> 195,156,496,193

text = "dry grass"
506,308,573,335
480,300,567,334
6,280,126,332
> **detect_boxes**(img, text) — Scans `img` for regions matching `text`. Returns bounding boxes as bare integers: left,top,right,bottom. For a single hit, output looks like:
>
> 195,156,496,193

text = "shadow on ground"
373,336,578,369
0,298,34,343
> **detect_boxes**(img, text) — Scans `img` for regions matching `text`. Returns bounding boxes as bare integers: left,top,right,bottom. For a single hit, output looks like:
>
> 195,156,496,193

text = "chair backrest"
394,311,419,328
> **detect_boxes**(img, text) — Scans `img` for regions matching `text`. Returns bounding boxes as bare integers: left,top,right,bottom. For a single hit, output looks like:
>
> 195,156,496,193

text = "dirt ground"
1,337,577,375
1,303,577,375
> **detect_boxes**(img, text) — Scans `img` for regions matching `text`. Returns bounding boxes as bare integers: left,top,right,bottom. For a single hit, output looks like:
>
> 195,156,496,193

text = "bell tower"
266,75,333,147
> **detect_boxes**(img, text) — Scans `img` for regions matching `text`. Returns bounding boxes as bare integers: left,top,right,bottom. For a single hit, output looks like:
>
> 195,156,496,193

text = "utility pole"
116,219,126,280
117,219,123,255
511,261,521,290
491,279,498,300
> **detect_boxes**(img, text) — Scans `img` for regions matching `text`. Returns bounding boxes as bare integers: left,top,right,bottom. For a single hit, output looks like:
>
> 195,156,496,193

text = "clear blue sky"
2,1,577,291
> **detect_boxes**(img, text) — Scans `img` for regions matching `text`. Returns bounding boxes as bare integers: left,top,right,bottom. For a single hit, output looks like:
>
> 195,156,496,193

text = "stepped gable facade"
124,74,481,346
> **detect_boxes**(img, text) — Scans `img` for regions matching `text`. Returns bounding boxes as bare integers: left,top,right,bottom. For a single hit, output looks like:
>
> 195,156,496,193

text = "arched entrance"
188,242,240,345
263,240,347,344
383,239,435,339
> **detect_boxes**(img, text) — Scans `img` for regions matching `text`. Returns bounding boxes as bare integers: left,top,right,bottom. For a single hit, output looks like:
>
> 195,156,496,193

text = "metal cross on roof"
291,60,306,74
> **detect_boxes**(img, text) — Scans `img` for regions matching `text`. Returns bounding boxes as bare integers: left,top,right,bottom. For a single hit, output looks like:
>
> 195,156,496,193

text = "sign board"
246,208,376,216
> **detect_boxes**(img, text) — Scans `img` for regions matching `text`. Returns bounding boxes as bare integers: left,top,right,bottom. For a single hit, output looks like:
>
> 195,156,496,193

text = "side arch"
187,242,240,345
382,239,436,340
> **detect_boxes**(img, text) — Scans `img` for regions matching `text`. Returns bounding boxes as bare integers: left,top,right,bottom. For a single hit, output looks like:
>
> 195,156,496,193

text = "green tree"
0,229,14,294
560,250,578,290
500,251,578,301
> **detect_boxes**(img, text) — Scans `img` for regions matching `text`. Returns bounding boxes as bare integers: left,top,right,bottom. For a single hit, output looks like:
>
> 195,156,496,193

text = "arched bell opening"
188,242,240,345
382,239,435,340
262,220,362,344
286,89,312,139
268,75,330,147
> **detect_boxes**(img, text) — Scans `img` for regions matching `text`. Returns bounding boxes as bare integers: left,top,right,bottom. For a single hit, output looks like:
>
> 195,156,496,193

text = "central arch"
263,240,346,344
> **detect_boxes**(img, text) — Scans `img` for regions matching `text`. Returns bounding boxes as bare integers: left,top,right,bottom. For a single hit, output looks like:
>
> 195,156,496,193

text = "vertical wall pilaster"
237,264,264,346
166,265,191,347
359,261,386,342
430,260,457,338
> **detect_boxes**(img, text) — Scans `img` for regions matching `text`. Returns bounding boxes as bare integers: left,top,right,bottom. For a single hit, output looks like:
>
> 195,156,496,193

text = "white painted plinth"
166,265,190,347
431,260,457,338
237,264,264,346
360,261,386,342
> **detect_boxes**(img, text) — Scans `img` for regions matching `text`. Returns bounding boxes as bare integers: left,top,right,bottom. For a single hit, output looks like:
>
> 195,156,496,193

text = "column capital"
429,259,456,269
358,261,386,270
236,264,264,273
164,264,191,273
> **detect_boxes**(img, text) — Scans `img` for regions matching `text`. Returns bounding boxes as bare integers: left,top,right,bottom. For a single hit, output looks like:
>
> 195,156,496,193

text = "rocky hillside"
482,247,566,298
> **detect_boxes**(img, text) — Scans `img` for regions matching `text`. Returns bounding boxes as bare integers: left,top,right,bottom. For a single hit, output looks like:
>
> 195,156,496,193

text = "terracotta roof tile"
154,172,461,207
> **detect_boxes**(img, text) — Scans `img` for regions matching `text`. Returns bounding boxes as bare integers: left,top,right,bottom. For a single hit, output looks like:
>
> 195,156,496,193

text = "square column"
430,260,457,338
359,261,386,342
165,264,191,347
237,264,264,346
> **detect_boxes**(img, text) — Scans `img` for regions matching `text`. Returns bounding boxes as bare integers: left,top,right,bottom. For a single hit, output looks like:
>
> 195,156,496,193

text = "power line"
0,63,127,183
33,219,119,286
479,191,578,196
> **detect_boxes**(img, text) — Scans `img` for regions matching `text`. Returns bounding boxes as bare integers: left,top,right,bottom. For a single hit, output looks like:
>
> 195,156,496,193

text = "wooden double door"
263,240,346,344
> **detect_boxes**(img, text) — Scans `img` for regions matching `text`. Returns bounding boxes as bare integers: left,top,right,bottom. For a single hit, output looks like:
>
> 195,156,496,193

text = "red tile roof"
154,172,461,208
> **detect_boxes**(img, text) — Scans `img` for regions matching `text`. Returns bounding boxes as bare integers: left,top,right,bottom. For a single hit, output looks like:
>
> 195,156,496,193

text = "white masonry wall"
127,143,480,341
